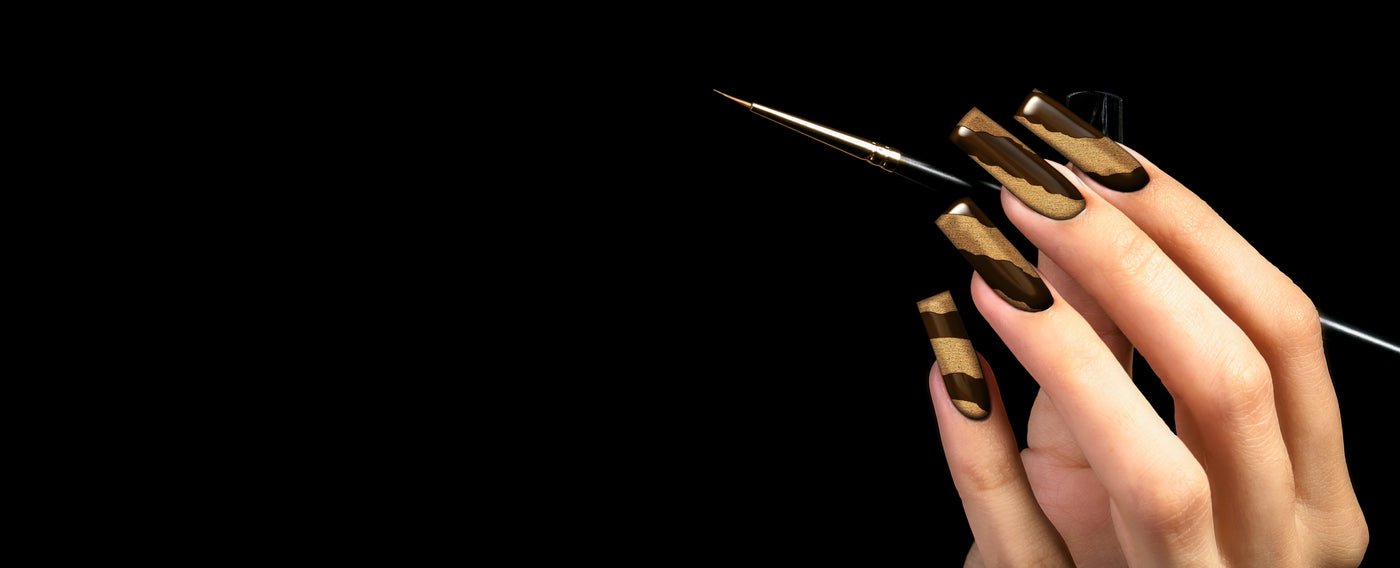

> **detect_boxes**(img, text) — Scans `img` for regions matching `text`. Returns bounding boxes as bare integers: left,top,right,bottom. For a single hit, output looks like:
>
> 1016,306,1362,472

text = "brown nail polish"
950,108,1085,220
1015,90,1149,192
918,291,990,420
935,197,1053,312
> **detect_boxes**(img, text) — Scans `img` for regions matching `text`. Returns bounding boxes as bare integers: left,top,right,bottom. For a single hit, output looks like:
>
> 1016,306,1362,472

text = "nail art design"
935,197,1053,312
918,291,990,420
950,108,1085,220
1016,90,1149,192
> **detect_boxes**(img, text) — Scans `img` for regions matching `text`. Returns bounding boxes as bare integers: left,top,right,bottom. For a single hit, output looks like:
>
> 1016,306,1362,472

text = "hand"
923,93,1368,566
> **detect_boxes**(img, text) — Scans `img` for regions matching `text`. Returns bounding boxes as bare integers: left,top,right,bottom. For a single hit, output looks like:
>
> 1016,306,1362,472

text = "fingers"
1034,251,1134,374
918,292,1071,566
994,89,1357,562
932,90,1364,565
996,164,1301,561
1015,91,1344,510
1070,146,1367,561
966,273,1219,565
1080,147,1355,510
945,97,1299,563
930,195,1219,564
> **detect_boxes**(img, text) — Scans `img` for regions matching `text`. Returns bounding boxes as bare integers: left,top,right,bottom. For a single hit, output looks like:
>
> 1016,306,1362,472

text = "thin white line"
1321,316,1400,355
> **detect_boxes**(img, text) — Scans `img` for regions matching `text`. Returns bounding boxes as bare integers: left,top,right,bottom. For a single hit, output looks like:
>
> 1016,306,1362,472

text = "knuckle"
1017,547,1077,568
1104,228,1171,288
1130,461,1212,537
1161,204,1210,247
1265,285,1324,356
955,455,1026,495
1319,507,1370,568
1211,350,1275,418
1337,523,1371,567
1345,520,1370,567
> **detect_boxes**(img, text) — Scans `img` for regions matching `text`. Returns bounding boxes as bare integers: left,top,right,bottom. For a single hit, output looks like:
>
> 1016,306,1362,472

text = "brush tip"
713,89,752,108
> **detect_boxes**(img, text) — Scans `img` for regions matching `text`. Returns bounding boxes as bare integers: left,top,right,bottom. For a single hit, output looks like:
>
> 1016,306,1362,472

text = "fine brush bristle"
713,89,752,108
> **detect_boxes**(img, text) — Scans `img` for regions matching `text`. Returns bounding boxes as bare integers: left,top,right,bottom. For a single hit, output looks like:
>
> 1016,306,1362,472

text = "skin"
930,148,1369,567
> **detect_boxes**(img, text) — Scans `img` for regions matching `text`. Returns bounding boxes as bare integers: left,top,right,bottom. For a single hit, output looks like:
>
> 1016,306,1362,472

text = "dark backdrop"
597,32,1397,565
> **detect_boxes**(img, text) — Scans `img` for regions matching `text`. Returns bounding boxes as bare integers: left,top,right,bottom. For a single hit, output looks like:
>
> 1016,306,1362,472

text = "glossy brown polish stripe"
935,197,1053,312
1015,89,1149,192
917,291,990,420
951,108,1085,220
920,310,968,339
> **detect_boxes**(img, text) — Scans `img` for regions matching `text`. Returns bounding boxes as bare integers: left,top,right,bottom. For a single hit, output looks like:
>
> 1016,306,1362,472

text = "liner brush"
714,90,1001,193
716,89,1399,355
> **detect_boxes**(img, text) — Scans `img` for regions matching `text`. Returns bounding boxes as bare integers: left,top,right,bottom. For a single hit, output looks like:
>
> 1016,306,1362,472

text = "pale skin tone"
930,148,1369,567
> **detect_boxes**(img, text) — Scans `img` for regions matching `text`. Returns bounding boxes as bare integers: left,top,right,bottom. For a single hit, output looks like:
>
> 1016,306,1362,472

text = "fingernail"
936,197,1053,312
918,291,990,420
950,108,1085,220
1017,90,1149,192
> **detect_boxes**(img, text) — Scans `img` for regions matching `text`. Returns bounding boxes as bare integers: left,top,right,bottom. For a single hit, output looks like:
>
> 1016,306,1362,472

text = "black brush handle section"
893,155,1000,193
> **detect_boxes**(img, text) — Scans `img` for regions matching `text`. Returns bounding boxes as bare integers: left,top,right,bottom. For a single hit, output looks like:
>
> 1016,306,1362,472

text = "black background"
586,31,1400,564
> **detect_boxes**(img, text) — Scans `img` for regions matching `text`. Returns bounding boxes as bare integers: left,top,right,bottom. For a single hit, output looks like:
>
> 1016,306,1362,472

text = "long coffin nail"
950,108,1085,220
1016,90,1149,192
918,291,990,420
936,197,1053,312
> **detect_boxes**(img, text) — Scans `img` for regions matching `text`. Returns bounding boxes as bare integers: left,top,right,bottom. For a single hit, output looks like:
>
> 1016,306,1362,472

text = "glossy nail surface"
918,291,990,420
1016,90,1149,192
950,108,1085,220
935,197,1053,312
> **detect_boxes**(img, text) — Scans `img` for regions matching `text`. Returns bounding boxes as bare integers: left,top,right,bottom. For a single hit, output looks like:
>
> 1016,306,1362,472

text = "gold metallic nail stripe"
949,393,988,419
929,338,981,380
917,291,989,420
934,214,1039,279
1015,90,1149,192
916,290,958,315
951,108,1085,220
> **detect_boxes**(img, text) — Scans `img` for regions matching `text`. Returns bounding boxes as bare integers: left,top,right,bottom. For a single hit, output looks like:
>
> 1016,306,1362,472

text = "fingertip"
928,348,1072,565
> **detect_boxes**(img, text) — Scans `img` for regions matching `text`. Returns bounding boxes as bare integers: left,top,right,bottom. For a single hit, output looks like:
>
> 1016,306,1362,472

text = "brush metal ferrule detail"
864,141,901,171
752,102,903,172
713,89,905,173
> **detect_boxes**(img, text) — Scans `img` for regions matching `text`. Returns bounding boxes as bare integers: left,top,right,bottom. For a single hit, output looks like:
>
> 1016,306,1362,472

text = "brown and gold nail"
918,291,990,420
935,197,1053,312
950,108,1085,220
1015,89,1149,192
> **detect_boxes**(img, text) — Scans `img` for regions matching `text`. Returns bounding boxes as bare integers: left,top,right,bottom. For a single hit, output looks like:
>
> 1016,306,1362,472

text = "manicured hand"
921,91,1368,567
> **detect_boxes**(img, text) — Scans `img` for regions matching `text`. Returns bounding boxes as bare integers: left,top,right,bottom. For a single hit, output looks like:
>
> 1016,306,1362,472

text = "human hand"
919,91,1368,566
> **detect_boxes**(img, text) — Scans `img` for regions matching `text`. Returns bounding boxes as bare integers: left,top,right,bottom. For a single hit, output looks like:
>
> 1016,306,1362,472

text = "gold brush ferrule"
716,90,903,172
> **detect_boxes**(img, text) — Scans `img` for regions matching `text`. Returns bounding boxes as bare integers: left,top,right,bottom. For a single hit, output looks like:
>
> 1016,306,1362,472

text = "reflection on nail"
951,108,1085,220
1017,90,1148,192
935,197,1053,312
